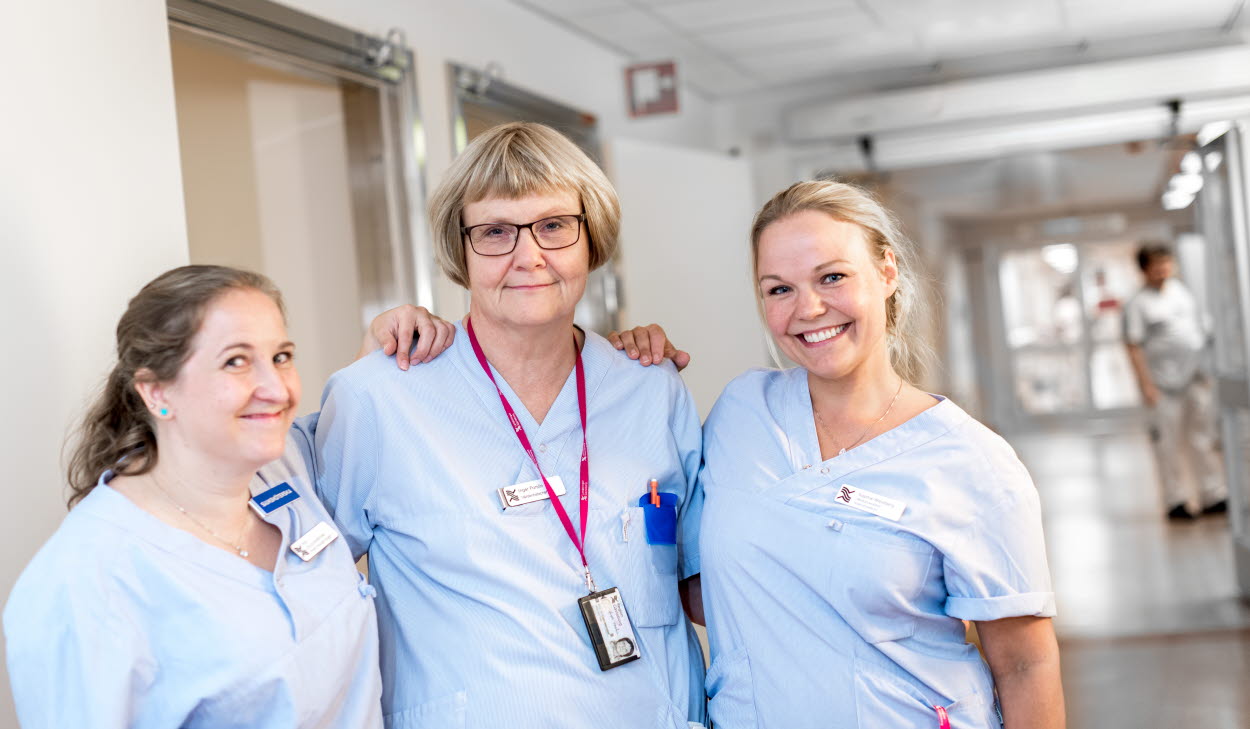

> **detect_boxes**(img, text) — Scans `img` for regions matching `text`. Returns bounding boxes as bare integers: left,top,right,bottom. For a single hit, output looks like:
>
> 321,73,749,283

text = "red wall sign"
625,61,679,118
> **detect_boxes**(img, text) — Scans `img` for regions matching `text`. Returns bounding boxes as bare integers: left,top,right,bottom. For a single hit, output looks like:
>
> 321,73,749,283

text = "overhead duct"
786,45,1250,143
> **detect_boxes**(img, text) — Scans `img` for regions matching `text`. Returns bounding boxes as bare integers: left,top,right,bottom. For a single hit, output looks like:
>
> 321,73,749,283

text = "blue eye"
821,273,845,284
765,285,791,296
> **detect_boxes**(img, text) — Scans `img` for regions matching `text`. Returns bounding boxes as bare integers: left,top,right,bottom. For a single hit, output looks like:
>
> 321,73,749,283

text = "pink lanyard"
934,706,950,729
465,318,596,593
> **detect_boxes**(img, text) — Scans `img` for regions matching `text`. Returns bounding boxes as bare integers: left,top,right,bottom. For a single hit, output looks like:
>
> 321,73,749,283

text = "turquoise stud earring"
159,408,168,417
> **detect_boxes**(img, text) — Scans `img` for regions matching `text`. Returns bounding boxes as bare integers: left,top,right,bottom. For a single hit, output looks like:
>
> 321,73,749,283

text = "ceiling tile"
649,0,864,33
696,11,878,55
1061,0,1235,37
515,0,632,18
565,7,676,42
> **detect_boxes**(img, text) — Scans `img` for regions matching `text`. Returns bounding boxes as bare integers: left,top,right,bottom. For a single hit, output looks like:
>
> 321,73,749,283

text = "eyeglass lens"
468,215,581,255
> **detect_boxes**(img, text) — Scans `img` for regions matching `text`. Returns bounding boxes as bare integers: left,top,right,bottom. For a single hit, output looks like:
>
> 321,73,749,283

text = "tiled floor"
1010,426,1250,728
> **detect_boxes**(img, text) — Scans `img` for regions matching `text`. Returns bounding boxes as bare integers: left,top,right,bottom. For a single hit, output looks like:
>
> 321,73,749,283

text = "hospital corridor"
5,0,1250,727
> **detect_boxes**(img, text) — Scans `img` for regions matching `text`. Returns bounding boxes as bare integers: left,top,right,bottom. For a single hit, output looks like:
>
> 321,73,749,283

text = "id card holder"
577,587,641,671
636,492,678,545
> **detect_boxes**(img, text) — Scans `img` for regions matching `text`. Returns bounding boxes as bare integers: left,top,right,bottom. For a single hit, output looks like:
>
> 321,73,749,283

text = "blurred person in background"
1124,242,1227,520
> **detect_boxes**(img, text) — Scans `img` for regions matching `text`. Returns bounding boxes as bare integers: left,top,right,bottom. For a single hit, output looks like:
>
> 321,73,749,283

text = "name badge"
290,521,339,562
578,587,641,671
833,483,906,521
498,476,567,509
251,482,300,514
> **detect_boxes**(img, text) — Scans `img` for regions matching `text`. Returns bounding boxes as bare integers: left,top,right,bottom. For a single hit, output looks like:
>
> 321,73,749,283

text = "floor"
1009,427,1250,728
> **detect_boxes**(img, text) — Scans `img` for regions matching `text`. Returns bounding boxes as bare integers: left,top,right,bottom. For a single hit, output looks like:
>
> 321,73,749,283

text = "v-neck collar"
84,472,288,590
452,320,613,442
784,367,969,481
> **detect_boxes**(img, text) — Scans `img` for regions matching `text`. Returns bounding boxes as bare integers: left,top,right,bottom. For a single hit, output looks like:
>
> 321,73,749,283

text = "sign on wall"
625,61,679,117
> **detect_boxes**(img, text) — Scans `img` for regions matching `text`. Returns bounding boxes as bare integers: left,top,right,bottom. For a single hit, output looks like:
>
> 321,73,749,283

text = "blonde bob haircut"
750,179,932,382
428,122,621,288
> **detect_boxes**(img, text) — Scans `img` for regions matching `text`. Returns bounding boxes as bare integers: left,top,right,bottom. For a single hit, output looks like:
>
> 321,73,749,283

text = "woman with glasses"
612,180,1064,728
301,122,705,729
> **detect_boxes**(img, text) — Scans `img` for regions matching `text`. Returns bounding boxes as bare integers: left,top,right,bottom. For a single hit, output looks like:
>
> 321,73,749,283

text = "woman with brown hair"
5,265,389,728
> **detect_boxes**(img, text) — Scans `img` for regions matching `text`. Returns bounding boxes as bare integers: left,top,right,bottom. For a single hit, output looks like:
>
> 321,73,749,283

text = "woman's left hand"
357,305,456,370
607,324,691,371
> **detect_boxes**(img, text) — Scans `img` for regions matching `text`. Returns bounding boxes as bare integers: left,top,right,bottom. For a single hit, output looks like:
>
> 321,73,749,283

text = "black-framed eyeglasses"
461,213,586,256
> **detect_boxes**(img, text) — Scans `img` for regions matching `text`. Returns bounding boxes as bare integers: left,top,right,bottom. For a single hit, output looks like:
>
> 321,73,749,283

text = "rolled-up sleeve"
943,485,1057,622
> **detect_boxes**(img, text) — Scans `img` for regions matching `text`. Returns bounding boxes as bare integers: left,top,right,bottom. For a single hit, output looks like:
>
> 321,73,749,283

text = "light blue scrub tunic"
3,438,383,729
699,368,1056,729
296,323,705,729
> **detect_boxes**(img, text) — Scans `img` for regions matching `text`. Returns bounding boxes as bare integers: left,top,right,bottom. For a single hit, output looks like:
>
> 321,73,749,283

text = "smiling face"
757,210,898,384
463,189,590,331
149,288,300,473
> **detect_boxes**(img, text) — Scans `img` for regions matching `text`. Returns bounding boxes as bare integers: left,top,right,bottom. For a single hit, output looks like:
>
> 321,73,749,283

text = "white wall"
607,138,770,417
0,1,189,726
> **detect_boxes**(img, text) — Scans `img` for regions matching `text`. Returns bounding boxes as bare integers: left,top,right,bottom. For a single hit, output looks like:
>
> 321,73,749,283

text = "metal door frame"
963,207,1185,432
168,0,436,312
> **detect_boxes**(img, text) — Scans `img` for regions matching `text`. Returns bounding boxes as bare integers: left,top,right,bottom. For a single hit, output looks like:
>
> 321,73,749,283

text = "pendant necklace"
151,473,252,558
819,376,905,456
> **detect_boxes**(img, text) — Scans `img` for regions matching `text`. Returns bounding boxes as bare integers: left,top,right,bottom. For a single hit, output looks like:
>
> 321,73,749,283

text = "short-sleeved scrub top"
699,368,1056,729
3,437,384,729
299,323,705,729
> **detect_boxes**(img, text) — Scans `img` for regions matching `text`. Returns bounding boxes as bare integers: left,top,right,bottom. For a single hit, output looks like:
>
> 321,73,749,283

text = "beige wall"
171,32,364,409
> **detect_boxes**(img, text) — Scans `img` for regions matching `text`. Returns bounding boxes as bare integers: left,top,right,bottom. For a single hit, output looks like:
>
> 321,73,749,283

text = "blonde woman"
614,180,1064,729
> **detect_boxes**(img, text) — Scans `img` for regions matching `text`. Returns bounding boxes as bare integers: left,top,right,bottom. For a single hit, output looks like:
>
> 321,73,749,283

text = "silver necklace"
818,377,905,456
151,473,251,558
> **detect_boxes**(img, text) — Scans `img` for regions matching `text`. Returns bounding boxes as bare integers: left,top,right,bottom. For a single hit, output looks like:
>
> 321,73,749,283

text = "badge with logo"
832,483,906,521
289,521,339,562
497,476,567,509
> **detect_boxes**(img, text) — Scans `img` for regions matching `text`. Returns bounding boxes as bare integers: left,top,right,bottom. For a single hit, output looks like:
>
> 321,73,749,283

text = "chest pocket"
826,517,935,644
608,507,680,627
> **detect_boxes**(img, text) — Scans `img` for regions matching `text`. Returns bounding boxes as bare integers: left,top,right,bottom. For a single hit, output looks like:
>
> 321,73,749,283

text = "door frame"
167,0,436,311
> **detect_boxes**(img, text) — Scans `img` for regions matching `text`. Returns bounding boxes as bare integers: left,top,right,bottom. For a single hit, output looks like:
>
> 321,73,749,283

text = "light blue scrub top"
296,323,705,729
699,368,1056,729
3,437,384,729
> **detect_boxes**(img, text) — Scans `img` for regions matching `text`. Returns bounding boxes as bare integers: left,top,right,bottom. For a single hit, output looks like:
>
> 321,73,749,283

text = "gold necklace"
817,377,905,456
151,473,252,558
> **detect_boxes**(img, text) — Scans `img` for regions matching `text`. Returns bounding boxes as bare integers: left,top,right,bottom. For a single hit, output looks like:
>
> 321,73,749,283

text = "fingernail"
641,356,650,365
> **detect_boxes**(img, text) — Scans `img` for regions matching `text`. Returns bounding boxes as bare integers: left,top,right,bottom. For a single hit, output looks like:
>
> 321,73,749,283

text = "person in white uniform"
614,180,1065,729
5,266,385,729
1124,243,1227,519
302,122,706,729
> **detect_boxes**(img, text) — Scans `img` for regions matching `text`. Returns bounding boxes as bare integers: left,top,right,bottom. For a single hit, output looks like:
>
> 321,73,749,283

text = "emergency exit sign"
625,61,679,117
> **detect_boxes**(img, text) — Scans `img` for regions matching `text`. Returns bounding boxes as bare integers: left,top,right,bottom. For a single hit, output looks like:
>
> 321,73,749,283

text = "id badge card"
577,587,641,671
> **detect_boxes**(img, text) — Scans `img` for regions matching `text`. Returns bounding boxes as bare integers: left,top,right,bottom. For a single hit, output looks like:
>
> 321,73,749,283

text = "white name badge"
833,484,906,521
290,521,339,561
497,475,567,509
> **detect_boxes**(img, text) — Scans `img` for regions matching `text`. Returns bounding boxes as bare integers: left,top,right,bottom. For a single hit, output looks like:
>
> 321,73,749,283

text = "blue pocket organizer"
636,492,678,545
